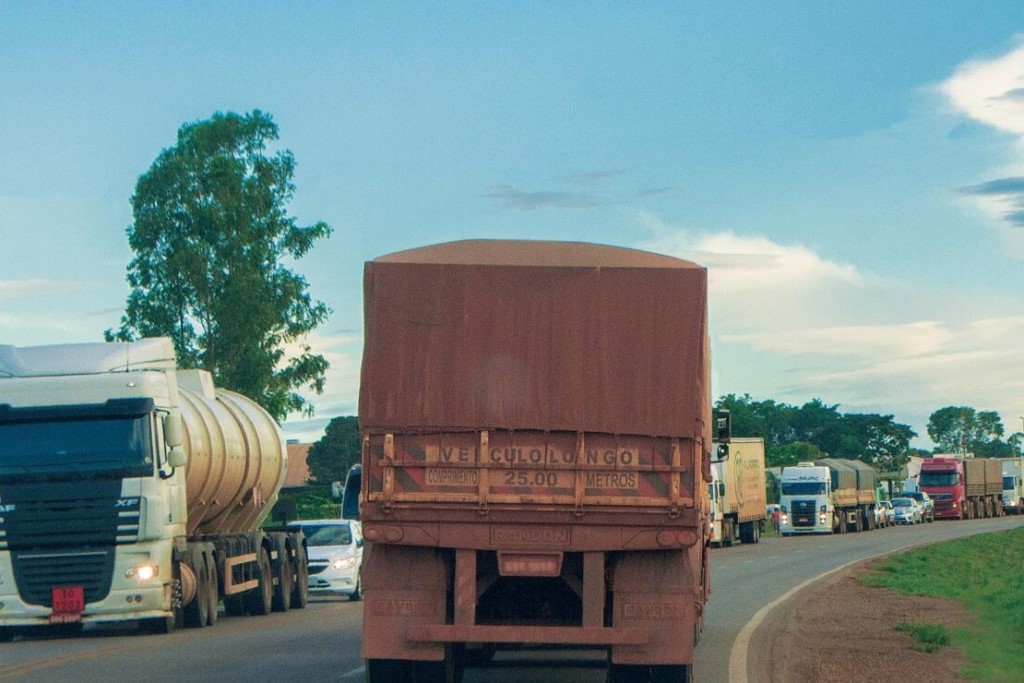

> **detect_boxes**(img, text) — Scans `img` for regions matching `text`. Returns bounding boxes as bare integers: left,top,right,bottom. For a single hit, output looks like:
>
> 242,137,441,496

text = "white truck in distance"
1001,457,1024,515
0,339,308,639
778,463,833,535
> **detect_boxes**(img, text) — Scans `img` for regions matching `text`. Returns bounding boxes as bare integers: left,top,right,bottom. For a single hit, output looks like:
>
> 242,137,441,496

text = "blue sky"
3,3,1024,446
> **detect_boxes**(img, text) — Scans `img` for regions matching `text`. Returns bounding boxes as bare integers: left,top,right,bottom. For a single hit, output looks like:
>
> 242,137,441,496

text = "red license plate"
50,586,84,623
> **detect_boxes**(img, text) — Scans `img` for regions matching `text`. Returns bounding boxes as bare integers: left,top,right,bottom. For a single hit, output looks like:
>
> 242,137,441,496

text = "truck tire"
224,593,246,616
291,548,309,609
349,572,362,601
184,566,210,628
607,664,692,682
247,547,274,616
272,544,293,612
206,559,219,626
366,659,414,682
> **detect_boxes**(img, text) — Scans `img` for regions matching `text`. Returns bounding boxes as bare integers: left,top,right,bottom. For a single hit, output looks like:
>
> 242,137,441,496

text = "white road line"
341,665,365,679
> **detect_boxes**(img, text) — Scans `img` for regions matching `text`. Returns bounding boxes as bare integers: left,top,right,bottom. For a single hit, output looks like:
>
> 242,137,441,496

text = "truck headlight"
127,564,159,581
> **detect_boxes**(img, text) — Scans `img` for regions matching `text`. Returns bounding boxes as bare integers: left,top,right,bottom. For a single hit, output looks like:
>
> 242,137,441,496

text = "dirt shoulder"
750,559,972,683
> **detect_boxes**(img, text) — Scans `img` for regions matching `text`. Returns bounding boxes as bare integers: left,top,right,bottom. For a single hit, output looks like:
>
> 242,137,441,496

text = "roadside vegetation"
861,527,1024,680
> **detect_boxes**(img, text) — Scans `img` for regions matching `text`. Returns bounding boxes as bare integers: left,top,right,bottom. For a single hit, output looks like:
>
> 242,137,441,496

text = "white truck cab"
778,462,833,535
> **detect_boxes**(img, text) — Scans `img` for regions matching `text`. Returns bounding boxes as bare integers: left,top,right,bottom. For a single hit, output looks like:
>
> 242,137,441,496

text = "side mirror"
168,447,187,469
164,412,184,449
716,443,730,461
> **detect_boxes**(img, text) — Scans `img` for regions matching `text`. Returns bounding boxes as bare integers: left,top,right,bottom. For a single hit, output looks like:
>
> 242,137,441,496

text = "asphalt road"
2,515,1021,682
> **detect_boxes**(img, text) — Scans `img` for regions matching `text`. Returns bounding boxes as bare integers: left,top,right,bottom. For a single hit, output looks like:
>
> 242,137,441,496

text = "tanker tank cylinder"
175,369,287,536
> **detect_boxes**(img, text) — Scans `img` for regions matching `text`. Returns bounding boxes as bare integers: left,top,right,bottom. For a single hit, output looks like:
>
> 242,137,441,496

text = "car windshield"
298,523,353,547
892,499,912,507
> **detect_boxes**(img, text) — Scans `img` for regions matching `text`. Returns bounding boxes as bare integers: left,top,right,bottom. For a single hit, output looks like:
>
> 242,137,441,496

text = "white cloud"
940,38,1024,251
942,38,1024,136
280,329,362,441
634,218,1024,445
0,279,84,300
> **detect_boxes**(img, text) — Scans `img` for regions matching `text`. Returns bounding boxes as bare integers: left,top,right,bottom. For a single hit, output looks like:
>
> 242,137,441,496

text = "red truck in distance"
918,456,1003,520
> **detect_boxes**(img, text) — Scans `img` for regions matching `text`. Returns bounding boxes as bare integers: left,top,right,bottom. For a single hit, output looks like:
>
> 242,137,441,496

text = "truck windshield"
781,482,826,495
1005,476,1015,490
919,472,958,487
0,416,154,480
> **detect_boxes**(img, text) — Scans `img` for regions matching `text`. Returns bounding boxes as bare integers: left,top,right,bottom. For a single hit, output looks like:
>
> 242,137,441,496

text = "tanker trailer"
0,338,308,639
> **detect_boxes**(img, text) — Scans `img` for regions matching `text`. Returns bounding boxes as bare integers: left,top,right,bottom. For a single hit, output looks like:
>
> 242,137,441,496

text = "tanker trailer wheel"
206,558,219,626
607,663,692,683
272,546,293,612
246,547,274,616
291,547,309,609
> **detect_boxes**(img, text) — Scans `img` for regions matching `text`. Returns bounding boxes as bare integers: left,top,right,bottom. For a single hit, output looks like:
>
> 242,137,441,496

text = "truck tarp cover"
359,240,709,438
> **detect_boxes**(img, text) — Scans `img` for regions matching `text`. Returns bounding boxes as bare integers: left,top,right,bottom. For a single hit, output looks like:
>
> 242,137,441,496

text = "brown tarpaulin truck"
358,240,715,683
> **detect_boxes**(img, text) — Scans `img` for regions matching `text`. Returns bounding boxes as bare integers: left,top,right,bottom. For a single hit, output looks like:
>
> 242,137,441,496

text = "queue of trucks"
774,454,1018,536
0,338,308,640
3,236,1020,683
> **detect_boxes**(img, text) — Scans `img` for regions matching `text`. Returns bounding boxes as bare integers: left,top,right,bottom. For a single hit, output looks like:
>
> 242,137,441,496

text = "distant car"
870,501,888,529
879,500,895,526
287,519,364,600
902,490,935,522
891,497,923,525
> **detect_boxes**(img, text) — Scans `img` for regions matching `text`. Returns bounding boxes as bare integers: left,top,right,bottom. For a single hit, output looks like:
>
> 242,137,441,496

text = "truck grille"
790,499,818,527
0,480,130,606
11,549,115,606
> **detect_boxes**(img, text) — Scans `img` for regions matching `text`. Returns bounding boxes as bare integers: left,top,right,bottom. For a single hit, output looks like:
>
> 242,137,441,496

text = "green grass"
860,526,1024,680
895,621,951,653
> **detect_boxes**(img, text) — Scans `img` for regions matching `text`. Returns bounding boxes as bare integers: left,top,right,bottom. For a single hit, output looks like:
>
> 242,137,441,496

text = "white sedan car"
891,497,923,525
288,519,364,600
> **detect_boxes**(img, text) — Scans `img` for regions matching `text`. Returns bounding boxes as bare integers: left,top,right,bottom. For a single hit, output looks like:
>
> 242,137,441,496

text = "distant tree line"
716,394,1022,473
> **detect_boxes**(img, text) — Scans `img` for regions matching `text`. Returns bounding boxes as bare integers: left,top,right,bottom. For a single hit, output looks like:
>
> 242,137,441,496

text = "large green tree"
926,406,1007,455
107,110,332,421
307,416,361,483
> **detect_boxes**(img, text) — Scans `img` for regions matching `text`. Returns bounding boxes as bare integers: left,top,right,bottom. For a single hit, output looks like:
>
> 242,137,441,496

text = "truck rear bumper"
409,624,647,646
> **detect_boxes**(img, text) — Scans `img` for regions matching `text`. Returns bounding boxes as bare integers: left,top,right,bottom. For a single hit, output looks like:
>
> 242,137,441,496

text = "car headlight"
331,557,358,570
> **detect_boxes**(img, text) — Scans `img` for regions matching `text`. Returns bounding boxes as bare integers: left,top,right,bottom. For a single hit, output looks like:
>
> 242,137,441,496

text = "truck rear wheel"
247,547,274,616
291,547,309,609
206,559,219,626
272,547,293,612
607,664,692,682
